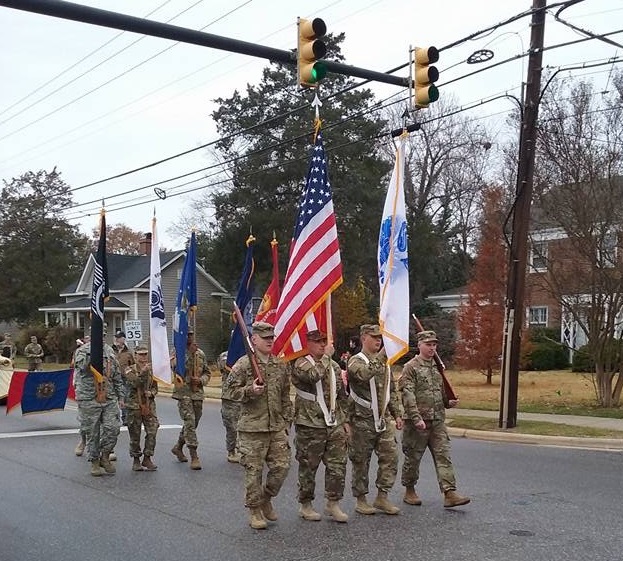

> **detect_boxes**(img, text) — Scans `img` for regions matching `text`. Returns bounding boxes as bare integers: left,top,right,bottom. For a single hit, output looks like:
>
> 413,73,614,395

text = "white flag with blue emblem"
149,214,171,384
378,138,409,365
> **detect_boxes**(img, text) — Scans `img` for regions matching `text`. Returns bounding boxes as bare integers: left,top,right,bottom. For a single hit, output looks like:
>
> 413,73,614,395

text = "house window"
530,241,548,272
598,231,617,268
529,306,548,326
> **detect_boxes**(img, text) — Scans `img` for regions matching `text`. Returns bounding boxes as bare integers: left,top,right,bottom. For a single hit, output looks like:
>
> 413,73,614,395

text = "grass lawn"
446,368,623,419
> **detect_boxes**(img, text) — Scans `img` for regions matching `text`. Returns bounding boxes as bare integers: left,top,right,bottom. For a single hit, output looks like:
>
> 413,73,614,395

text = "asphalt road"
1,397,622,561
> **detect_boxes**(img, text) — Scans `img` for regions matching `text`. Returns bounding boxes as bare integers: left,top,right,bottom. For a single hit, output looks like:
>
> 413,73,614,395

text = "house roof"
39,296,130,312
61,250,228,295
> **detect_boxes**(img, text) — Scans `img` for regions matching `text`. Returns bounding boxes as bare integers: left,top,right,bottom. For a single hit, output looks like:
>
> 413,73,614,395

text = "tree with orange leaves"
455,186,508,384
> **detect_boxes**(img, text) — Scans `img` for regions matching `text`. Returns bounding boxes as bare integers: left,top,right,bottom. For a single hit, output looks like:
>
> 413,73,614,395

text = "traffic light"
297,17,327,87
412,46,439,108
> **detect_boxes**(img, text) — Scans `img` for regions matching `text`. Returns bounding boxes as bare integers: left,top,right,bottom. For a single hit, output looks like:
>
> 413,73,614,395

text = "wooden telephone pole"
499,0,547,429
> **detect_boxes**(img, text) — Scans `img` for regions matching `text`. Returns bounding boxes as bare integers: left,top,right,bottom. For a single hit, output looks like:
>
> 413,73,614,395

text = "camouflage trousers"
401,420,456,493
127,405,160,457
294,424,348,502
349,415,398,497
176,397,203,448
238,430,291,508
221,399,241,453
78,399,121,462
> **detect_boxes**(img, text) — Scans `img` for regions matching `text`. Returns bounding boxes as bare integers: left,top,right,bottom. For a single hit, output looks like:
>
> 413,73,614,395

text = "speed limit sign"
124,320,143,342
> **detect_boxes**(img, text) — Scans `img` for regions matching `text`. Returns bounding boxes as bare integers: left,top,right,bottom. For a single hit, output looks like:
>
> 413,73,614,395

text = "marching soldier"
218,350,241,463
400,330,470,508
125,345,160,471
113,331,135,426
73,327,124,477
171,330,210,470
292,330,350,523
228,321,293,530
347,324,404,515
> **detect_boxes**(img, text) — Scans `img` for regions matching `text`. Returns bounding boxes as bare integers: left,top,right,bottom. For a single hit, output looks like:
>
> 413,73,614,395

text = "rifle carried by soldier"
412,314,458,401
232,302,264,385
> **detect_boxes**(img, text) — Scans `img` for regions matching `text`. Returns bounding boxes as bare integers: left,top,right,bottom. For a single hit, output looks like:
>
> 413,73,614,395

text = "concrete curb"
448,427,623,451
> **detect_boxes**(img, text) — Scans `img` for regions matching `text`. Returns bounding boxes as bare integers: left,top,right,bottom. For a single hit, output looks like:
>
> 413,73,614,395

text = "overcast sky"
0,0,621,250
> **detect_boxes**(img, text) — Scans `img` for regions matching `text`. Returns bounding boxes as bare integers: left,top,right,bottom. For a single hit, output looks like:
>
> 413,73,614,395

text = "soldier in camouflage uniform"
292,330,350,523
24,335,44,371
171,331,210,470
400,330,470,508
74,334,124,477
347,324,404,515
228,321,293,530
125,345,160,471
1,333,16,360
113,331,135,427
218,350,241,463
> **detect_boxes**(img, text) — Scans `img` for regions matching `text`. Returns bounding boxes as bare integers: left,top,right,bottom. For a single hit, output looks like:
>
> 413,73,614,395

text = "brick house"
39,234,231,360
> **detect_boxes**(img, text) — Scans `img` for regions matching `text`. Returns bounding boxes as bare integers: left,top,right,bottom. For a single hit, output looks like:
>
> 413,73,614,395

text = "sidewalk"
446,408,623,451
199,388,623,451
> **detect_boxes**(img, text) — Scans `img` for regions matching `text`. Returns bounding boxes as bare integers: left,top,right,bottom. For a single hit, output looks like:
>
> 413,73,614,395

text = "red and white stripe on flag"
273,129,342,360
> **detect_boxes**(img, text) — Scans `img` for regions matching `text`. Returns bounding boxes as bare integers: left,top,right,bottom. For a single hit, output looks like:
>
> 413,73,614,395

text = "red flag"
273,126,342,360
255,237,281,325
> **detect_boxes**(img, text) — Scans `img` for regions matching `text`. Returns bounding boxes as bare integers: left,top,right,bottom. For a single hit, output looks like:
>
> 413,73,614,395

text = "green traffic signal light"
298,17,328,87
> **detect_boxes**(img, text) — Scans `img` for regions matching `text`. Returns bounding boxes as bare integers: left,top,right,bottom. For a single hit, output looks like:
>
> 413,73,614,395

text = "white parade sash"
352,352,390,433
300,355,337,427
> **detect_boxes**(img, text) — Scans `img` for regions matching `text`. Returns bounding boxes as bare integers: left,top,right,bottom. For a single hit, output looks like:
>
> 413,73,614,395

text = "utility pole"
499,0,546,429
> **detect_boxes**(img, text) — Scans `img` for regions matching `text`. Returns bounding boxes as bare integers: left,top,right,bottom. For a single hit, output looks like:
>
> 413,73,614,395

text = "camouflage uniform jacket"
124,363,159,410
171,348,210,401
347,350,402,421
218,352,237,401
24,343,44,362
115,345,135,373
292,354,350,428
229,353,293,432
400,355,449,424
73,343,124,402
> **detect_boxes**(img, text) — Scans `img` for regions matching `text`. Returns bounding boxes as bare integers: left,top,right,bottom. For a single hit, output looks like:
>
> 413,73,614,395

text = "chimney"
139,232,152,256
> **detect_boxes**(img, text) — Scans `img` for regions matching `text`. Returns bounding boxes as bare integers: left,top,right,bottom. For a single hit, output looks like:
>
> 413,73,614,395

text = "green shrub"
572,345,594,373
44,325,83,363
523,341,569,371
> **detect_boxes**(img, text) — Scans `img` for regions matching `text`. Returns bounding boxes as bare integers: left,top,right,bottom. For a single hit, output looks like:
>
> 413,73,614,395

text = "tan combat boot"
403,486,422,506
373,490,400,515
355,496,377,515
132,457,144,471
100,452,116,474
141,456,158,471
74,435,86,456
248,508,267,530
444,490,471,508
171,440,188,463
109,451,117,461
188,447,202,470
227,451,241,463
90,459,105,477
325,500,349,523
260,496,278,521
298,501,321,521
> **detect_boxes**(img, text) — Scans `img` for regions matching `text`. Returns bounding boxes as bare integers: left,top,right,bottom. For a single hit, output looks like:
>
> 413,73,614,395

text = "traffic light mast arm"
2,0,410,87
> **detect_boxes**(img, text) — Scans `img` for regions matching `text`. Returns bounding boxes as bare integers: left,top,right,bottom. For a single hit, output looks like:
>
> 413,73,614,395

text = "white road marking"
0,425,182,439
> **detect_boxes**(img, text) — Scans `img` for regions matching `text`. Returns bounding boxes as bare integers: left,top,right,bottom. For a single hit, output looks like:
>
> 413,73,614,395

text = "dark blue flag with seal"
226,235,256,368
173,231,197,382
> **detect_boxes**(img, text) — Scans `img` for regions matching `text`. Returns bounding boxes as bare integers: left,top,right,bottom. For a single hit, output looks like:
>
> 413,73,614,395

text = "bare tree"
528,72,623,406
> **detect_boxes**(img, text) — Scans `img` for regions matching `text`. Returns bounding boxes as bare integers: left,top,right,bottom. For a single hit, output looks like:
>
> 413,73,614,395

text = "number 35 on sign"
124,320,142,341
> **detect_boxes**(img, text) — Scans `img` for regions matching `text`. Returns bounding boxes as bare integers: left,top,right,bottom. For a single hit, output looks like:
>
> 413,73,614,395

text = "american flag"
273,129,342,360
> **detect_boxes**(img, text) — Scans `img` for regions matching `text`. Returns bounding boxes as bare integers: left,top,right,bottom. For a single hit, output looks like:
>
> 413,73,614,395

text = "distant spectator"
24,335,44,371
0,333,16,360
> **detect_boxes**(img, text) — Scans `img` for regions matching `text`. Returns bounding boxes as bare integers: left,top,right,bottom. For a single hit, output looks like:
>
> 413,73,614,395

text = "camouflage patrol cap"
360,324,382,337
135,345,148,354
417,330,438,343
252,321,275,338
306,330,327,342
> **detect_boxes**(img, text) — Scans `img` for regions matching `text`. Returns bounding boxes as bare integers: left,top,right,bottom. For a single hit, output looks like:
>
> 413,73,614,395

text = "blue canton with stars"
294,132,332,239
